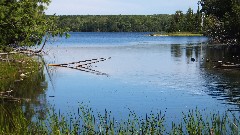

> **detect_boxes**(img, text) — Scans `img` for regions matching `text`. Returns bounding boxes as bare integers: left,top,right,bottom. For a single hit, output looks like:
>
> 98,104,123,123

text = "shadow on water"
171,44,240,110
0,56,48,131
201,45,240,111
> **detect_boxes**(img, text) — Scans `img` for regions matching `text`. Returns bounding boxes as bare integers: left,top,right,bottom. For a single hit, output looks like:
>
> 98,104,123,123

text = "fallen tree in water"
48,57,111,76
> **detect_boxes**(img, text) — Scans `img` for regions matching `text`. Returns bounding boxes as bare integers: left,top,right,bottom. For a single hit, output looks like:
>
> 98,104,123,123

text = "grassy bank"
150,32,203,37
0,53,41,91
0,104,239,135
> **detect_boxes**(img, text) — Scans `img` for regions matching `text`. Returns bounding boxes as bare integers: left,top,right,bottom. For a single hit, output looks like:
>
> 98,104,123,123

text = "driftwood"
210,60,240,69
0,90,31,102
0,96,31,102
48,57,111,76
214,63,240,69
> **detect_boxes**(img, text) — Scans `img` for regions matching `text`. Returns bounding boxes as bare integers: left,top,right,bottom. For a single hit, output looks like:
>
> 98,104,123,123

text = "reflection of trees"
0,57,48,131
185,46,193,59
171,44,202,63
171,44,182,58
185,45,201,62
194,46,200,62
201,45,240,110
170,44,240,109
202,45,240,68
201,70,240,110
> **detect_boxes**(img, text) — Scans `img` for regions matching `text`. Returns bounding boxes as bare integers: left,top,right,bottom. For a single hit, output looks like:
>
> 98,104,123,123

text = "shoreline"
149,32,203,37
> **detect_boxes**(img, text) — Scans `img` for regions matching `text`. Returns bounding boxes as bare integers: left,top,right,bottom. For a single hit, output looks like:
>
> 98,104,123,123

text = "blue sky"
46,0,200,15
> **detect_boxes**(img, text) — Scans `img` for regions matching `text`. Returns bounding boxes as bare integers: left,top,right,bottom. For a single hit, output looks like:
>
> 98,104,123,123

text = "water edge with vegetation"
0,32,240,134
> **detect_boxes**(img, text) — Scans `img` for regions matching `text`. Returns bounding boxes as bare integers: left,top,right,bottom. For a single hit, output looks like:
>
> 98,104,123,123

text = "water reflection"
201,45,240,110
35,33,239,119
170,44,240,109
0,57,48,128
171,44,182,58
2,33,239,132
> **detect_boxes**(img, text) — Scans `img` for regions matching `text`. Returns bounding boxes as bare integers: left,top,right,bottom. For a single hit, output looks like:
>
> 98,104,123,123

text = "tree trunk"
34,37,48,53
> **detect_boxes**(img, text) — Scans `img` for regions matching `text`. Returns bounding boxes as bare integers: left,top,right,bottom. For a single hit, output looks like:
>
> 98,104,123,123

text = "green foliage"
168,8,202,33
56,10,203,33
0,105,30,134
57,15,172,32
0,54,41,91
0,45,12,52
185,8,196,32
0,0,69,49
0,53,48,133
201,0,240,44
0,104,239,135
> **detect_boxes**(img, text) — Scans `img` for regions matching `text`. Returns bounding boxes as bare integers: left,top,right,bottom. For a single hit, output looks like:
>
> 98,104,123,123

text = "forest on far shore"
1,0,239,48
56,0,240,45
56,8,203,33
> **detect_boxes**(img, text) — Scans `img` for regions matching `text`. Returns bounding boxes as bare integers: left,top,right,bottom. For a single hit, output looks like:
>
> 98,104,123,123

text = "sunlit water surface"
41,32,240,121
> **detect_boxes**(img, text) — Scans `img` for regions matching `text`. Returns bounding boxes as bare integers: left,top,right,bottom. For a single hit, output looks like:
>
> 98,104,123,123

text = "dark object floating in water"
191,58,195,62
49,96,55,97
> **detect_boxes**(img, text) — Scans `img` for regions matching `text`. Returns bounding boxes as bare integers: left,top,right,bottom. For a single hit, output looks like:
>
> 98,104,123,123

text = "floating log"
48,64,62,66
48,57,110,76
215,64,240,69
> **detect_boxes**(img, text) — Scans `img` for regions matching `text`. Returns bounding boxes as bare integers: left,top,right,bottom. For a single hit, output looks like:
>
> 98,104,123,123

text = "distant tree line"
1,0,239,49
56,0,240,44
56,8,202,33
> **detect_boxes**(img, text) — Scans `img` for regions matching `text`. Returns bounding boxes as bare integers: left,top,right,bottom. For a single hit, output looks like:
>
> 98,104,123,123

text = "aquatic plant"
0,104,239,135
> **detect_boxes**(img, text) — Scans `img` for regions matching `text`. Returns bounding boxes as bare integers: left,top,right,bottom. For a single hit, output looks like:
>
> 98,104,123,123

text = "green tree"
174,10,184,32
167,11,185,32
195,1,202,32
201,0,240,44
0,0,69,52
185,8,195,32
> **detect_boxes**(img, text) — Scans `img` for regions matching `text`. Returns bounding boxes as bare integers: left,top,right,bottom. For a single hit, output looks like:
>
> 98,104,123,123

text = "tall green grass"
0,53,239,134
0,104,239,135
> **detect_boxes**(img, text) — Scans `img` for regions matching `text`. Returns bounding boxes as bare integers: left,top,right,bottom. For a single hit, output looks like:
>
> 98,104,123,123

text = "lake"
41,32,240,119
3,32,240,123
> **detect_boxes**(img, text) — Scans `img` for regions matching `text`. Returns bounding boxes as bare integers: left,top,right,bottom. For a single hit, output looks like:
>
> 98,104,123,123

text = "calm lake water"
40,32,240,120
3,32,240,123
